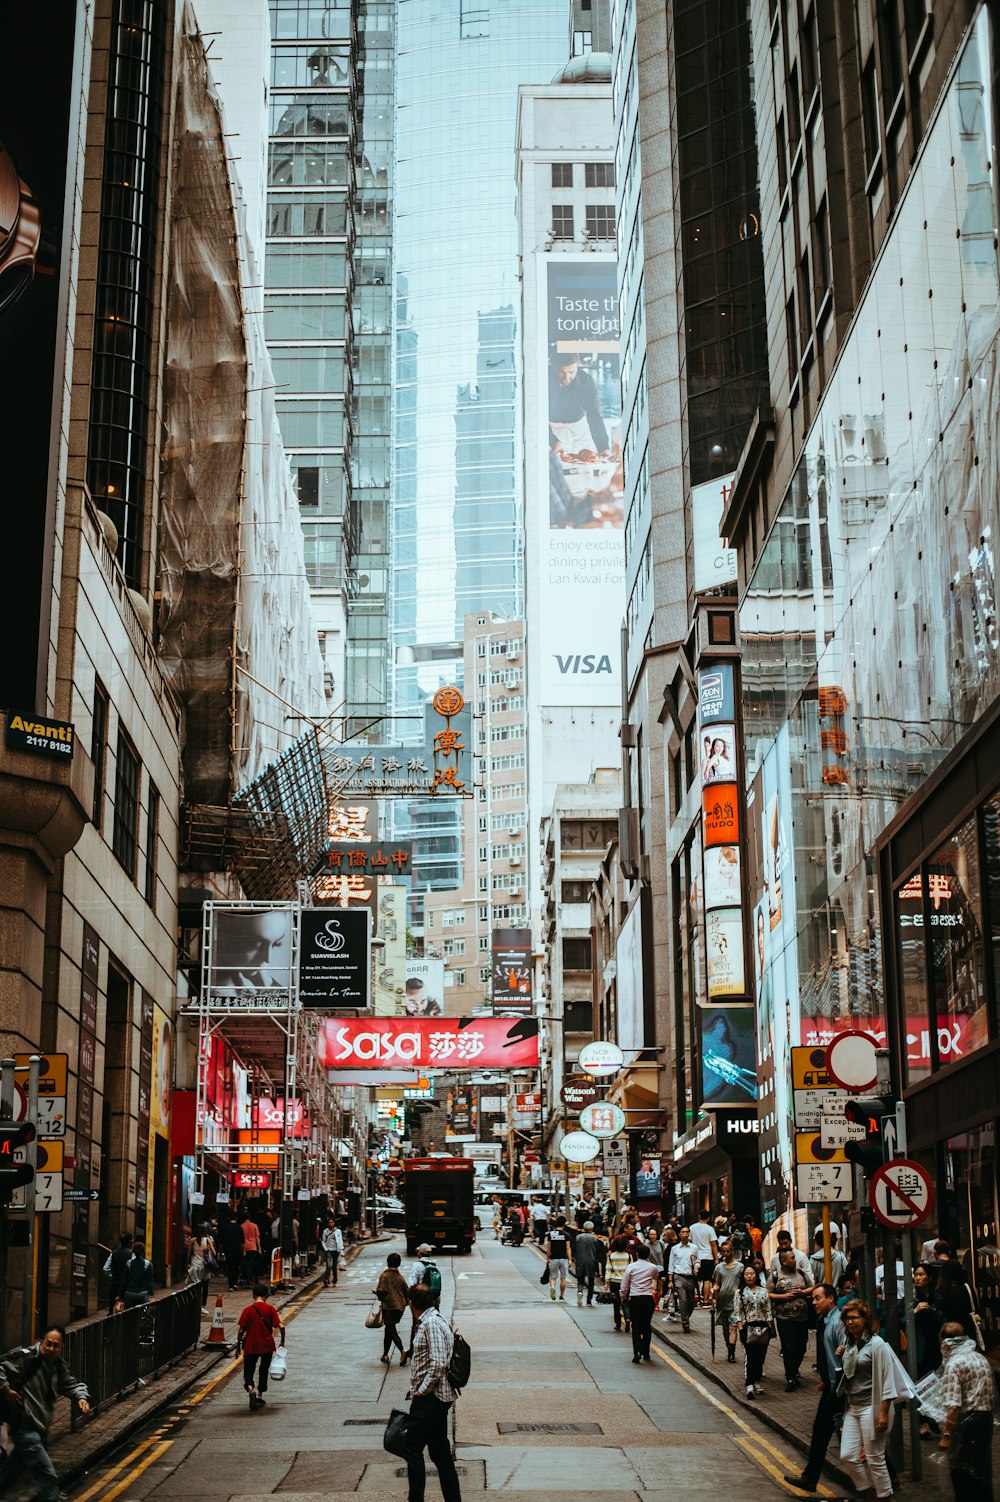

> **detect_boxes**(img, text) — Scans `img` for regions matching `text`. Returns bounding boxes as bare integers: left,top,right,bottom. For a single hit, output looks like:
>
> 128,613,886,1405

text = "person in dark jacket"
935,1259,978,1338
222,1213,245,1290
0,1326,90,1502
122,1242,154,1307
105,1231,133,1315
784,1283,846,1495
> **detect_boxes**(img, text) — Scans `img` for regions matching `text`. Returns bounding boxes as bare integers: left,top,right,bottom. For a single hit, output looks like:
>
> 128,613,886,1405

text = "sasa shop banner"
319,1016,539,1070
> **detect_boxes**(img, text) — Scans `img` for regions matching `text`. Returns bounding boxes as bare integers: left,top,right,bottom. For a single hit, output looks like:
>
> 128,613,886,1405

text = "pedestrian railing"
65,1284,204,1428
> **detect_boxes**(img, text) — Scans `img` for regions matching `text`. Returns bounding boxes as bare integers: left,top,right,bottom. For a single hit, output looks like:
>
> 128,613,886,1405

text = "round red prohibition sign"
868,1157,935,1231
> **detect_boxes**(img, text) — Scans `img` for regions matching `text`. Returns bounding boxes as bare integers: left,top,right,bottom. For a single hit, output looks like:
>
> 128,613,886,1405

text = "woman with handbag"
735,1263,773,1398
375,1253,410,1366
837,1298,915,1500
187,1227,217,1309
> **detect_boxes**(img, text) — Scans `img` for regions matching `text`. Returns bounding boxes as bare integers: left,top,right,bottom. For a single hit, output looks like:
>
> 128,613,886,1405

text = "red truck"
402,1157,476,1256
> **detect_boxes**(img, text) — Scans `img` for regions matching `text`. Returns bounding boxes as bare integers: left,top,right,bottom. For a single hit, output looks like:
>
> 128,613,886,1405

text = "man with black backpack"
404,1284,463,1502
403,1245,441,1365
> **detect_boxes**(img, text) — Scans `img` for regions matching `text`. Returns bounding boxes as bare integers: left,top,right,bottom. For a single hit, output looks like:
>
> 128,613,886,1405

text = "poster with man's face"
207,905,295,1004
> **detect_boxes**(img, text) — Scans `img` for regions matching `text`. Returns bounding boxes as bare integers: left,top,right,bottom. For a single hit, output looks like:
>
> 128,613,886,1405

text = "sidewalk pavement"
44,1242,371,1490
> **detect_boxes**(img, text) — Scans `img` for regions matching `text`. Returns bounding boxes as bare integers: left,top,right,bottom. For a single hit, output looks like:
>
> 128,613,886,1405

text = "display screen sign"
319,1016,540,1070
446,1089,477,1141
705,906,746,997
299,907,371,1010
697,663,736,730
703,783,740,846
699,1004,757,1108
492,927,533,1014
205,904,295,1008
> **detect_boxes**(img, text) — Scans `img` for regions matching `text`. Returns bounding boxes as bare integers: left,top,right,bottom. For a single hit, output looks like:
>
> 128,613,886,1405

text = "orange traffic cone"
202,1293,230,1351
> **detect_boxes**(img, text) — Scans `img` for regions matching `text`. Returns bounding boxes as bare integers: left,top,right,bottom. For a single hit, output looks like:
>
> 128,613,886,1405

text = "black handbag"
540,1264,551,1286
384,1407,419,1461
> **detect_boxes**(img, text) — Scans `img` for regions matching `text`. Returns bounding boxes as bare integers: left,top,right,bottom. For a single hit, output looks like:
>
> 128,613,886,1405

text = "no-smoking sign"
868,1158,934,1231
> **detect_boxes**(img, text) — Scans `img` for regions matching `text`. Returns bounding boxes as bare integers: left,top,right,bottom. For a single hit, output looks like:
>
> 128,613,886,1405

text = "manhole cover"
343,1418,387,1426
497,1422,603,1435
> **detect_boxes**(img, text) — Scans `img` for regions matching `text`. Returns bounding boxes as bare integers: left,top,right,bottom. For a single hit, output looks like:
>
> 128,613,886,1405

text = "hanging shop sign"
232,1171,270,1190
561,1076,603,1110
299,907,371,1010
577,1041,625,1078
692,471,737,594
559,1129,602,1164
702,783,740,846
319,1015,540,1071
578,1102,626,1139
491,927,533,1015
5,710,74,760
446,1089,478,1141
705,906,746,997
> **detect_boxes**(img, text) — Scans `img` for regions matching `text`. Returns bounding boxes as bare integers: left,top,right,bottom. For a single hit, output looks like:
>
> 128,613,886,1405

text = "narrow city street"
68,1237,814,1502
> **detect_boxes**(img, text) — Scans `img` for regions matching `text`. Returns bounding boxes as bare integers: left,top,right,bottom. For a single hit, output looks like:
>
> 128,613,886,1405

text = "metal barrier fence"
65,1284,204,1426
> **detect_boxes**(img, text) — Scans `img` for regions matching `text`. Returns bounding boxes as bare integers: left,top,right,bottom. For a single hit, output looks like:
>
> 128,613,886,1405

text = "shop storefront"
671,1110,761,1222
879,700,1000,1351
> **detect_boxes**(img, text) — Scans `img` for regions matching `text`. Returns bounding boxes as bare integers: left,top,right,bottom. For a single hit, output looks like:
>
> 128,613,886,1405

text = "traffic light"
843,1097,896,1176
0,1121,35,1202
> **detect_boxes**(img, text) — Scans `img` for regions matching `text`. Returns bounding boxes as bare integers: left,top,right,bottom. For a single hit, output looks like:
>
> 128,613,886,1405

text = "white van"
472,1185,533,1231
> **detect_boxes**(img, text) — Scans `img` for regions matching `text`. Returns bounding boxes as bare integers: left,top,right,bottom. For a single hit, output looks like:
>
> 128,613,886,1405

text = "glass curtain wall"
389,0,566,895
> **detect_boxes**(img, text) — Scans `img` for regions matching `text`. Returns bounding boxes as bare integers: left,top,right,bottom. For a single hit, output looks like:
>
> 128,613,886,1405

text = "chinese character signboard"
319,1016,540,1070
299,908,371,1010
430,687,467,793
324,699,473,798
491,927,533,1015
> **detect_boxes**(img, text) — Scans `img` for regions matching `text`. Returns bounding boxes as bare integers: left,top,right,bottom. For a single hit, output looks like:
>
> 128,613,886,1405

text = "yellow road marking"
95,1440,173,1502
74,1275,329,1497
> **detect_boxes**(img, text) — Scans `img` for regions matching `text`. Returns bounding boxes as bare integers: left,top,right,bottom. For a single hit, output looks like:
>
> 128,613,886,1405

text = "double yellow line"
72,1279,326,1501
524,1240,832,1499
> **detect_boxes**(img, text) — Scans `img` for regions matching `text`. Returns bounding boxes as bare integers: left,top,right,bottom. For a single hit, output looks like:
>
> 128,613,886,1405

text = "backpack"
447,1328,471,1390
423,1261,442,1297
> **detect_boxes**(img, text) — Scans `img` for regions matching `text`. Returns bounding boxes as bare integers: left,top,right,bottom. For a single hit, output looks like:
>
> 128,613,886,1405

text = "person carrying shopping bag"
734,1263,773,1398
236,1283,285,1411
837,1298,915,1501
376,1253,410,1366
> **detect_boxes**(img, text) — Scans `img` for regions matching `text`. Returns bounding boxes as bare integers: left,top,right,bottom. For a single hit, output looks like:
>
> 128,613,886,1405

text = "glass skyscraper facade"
390,0,567,899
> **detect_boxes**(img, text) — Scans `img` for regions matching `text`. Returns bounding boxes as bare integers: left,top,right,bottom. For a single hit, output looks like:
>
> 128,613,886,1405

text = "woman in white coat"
837,1299,916,1500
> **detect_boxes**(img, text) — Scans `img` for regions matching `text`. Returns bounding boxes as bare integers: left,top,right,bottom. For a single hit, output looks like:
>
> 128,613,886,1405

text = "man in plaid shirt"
405,1284,462,1502
938,1322,994,1502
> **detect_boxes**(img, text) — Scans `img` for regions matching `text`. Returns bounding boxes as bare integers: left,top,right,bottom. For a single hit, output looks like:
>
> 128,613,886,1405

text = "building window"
91,681,109,831
551,162,573,188
585,205,616,241
478,876,488,893
563,937,593,971
112,732,141,879
479,904,489,923
813,197,831,304
786,292,799,374
562,880,592,903
572,30,592,55
479,935,489,953
584,162,615,188
480,966,491,984
861,53,882,178
551,205,574,241
144,783,159,908
459,3,488,39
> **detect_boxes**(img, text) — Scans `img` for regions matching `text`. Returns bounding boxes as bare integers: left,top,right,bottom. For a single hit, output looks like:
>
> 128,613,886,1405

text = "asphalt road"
67,1235,826,1502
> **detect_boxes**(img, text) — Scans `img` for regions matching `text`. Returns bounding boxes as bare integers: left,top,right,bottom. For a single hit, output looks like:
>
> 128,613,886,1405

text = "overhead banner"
299,907,371,1009
319,1016,540,1070
535,257,624,708
491,927,532,1014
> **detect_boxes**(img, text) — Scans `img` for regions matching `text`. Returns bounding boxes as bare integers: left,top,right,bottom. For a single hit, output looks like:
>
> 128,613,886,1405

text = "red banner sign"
319,1016,539,1070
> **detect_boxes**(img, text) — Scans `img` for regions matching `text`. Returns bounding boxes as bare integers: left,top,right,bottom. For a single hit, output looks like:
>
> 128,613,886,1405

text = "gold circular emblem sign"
432,686,464,718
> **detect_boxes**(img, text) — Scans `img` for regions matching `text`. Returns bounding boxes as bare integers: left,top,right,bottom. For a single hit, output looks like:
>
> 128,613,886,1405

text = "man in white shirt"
768,1228,814,1285
688,1209,719,1304
529,1199,551,1243
620,1245,661,1362
874,1258,906,1302
667,1226,699,1332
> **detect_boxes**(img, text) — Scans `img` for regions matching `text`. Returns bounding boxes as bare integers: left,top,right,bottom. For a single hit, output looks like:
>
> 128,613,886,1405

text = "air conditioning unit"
509,854,523,867
506,642,521,660
505,672,519,688
510,888,524,901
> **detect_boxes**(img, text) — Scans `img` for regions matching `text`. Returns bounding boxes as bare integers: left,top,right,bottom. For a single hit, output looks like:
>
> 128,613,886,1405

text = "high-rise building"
388,0,567,915
515,52,623,946
612,0,769,1195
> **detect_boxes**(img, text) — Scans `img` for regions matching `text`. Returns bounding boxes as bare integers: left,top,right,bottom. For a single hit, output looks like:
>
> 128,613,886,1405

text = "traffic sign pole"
22,1055,39,1346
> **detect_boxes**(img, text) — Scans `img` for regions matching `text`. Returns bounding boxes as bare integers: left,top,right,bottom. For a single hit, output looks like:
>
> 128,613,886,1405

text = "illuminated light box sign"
705,906,746,997
702,783,740,846
699,1004,756,1108
318,1016,540,1070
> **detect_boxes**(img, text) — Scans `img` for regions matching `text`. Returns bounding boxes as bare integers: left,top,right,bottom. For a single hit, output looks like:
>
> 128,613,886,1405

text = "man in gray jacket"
574,1222,602,1307
0,1325,91,1502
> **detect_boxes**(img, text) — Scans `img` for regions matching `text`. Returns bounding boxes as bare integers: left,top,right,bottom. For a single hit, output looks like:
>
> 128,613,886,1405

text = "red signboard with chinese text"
702,783,740,846
319,1015,540,1070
